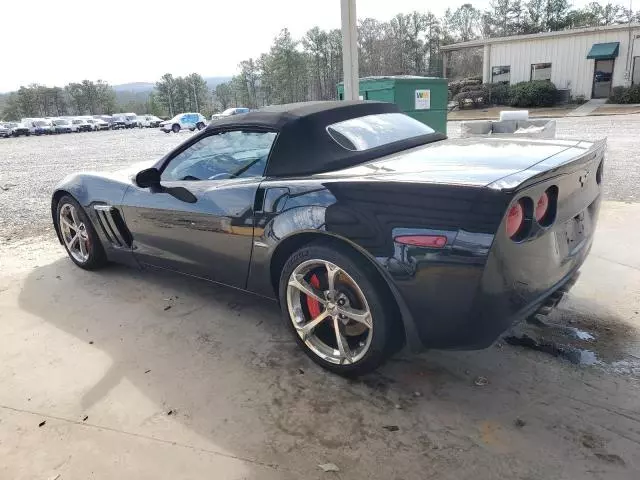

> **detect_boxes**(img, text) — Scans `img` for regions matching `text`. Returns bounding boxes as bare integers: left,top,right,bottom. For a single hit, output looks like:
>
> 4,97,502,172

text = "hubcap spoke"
69,206,80,226
333,316,352,364
288,274,326,305
337,305,372,329
325,262,339,293
297,311,330,340
69,234,79,248
78,236,88,258
61,217,75,230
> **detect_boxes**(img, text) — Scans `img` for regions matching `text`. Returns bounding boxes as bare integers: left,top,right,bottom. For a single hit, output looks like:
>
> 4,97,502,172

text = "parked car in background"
52,119,73,134
70,118,93,132
160,112,207,133
110,115,127,130
124,113,138,128
88,118,110,131
0,123,11,137
12,122,30,137
210,107,250,121
4,122,30,137
28,119,54,135
136,115,163,128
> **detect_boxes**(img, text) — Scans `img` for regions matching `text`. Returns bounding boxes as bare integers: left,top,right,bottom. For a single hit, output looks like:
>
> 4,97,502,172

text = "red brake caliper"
306,274,322,318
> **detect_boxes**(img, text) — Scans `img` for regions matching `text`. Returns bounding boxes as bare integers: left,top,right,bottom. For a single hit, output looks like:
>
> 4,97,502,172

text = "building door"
592,59,614,99
633,57,640,86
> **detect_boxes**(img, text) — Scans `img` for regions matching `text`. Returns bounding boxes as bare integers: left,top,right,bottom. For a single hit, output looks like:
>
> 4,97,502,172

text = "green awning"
587,42,619,60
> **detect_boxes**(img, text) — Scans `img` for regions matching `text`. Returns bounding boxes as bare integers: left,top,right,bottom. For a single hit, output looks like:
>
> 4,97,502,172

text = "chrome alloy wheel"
286,259,373,365
59,203,90,263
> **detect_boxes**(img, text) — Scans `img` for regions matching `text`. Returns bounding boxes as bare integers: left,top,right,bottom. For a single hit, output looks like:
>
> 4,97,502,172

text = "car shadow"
16,257,640,479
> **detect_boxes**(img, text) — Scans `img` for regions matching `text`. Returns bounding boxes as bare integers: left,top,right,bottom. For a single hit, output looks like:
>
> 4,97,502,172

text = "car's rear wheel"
56,195,107,270
279,242,400,376
196,122,205,131
172,124,180,133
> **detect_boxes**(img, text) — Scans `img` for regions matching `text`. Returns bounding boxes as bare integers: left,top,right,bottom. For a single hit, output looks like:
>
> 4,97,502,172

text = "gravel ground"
1,114,638,243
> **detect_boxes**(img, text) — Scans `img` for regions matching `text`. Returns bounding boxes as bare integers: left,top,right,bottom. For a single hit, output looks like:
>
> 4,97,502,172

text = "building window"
491,66,511,83
531,63,552,81
633,57,640,86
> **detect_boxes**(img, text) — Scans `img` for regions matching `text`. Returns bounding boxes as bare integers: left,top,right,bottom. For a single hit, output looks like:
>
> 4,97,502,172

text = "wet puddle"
503,302,640,374
504,333,599,365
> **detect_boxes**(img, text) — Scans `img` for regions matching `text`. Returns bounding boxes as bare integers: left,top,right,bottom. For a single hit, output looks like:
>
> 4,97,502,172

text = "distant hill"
112,82,155,93
112,76,232,94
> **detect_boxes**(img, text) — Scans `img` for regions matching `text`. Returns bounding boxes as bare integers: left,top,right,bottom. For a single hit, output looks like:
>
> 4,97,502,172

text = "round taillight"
535,192,549,222
506,202,524,238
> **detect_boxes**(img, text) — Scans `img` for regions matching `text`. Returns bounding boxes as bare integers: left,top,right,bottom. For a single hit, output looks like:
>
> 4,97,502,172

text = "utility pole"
341,0,359,100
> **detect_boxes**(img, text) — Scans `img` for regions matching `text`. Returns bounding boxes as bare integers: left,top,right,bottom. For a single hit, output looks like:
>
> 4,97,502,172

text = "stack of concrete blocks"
460,111,556,139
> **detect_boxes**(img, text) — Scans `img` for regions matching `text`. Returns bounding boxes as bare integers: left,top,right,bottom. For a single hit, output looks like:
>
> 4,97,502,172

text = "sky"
0,0,628,92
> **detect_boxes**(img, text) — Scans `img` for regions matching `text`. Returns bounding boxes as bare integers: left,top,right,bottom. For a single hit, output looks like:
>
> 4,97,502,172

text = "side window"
161,130,277,182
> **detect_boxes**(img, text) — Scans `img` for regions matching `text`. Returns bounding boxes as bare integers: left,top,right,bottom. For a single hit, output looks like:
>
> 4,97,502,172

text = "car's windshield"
72,120,82,124
34,121,49,127
53,120,69,126
8,123,18,127
126,115,136,120
113,116,124,121
326,112,435,151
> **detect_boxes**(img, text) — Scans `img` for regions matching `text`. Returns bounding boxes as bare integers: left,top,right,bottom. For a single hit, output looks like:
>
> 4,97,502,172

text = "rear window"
327,112,434,152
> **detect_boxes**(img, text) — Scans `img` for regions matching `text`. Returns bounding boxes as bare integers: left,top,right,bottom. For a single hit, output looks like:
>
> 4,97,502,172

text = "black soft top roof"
207,100,445,177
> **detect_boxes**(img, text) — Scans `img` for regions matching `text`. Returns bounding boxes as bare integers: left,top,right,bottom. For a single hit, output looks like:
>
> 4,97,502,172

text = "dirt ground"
1,201,639,480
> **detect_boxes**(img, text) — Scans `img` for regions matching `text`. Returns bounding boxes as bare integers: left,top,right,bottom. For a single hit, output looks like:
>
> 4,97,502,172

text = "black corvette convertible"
52,101,605,375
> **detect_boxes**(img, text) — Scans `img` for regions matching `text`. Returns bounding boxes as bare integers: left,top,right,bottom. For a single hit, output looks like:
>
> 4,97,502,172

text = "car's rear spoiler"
487,138,606,192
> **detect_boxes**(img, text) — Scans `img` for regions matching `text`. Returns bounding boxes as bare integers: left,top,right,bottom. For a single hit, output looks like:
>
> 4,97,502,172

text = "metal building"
442,23,640,100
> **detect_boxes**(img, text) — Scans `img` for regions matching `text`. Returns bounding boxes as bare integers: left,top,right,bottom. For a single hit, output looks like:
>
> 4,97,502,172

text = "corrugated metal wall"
489,28,640,99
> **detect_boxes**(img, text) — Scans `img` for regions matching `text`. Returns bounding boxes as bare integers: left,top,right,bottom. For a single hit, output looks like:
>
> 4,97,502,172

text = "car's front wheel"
56,195,107,270
279,242,400,376
172,124,180,133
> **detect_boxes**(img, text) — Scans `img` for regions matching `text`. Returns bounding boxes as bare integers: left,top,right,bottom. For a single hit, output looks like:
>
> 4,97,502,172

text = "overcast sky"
1,0,626,92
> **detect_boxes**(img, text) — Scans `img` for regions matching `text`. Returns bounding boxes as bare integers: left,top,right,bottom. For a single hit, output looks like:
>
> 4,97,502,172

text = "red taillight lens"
506,202,524,238
535,192,549,222
394,235,447,248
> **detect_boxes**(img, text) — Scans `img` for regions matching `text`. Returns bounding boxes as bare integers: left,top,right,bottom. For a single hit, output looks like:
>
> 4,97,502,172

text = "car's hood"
320,137,592,187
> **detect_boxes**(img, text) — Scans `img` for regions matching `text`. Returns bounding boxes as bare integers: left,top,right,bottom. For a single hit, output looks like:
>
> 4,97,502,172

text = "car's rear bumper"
387,193,600,352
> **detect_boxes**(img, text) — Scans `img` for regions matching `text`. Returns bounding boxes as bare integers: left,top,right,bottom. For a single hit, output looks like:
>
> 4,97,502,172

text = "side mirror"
135,167,161,188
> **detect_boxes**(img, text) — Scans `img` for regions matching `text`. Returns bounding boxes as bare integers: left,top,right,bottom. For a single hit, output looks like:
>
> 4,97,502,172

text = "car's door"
121,128,277,289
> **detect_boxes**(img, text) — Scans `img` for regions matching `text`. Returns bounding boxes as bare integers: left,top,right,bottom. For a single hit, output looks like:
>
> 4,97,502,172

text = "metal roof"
441,23,640,51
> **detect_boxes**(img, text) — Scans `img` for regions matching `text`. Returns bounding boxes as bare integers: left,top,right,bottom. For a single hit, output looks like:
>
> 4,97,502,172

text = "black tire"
55,195,108,270
278,241,401,376
172,124,180,133
196,122,205,131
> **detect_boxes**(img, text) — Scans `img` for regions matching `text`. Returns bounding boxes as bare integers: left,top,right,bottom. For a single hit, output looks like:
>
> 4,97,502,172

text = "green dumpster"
337,76,448,134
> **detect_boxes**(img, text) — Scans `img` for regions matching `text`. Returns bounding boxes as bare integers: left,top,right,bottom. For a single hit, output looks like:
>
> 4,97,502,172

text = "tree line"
1,81,117,120
211,1,638,110
2,1,638,120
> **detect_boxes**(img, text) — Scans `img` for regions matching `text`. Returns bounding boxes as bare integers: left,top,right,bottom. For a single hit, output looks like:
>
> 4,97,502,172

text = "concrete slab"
0,201,639,480
567,99,608,117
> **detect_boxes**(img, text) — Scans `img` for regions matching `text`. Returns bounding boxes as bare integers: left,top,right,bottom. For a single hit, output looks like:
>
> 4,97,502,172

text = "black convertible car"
52,101,605,375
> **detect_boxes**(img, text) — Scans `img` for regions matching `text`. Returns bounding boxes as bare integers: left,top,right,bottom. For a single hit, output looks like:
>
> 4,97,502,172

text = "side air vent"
93,205,132,247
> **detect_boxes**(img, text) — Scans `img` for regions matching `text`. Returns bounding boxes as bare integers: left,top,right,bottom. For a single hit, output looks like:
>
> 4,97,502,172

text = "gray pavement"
0,201,639,479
